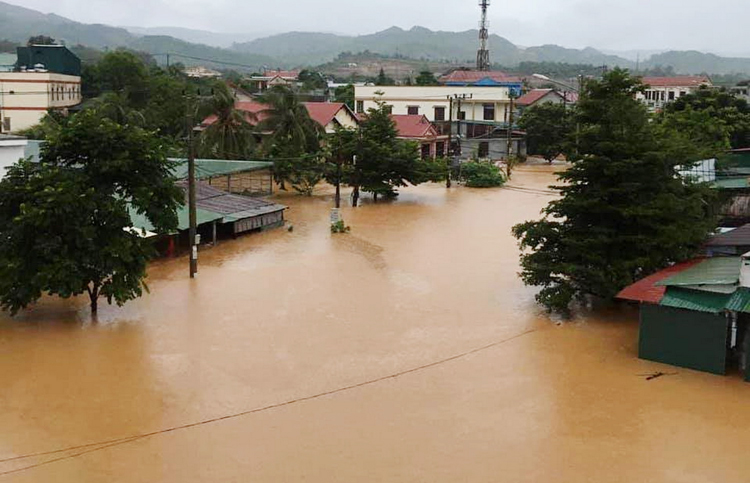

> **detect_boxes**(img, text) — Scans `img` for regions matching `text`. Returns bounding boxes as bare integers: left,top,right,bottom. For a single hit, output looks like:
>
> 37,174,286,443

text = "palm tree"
257,86,323,191
197,84,257,160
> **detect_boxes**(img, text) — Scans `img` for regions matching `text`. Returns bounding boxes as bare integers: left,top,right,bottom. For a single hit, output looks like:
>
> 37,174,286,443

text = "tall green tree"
334,84,355,111
654,87,750,151
0,109,183,315
95,50,150,106
258,86,323,193
349,100,445,204
375,68,395,86
518,102,574,163
197,83,256,160
513,69,717,314
415,70,439,86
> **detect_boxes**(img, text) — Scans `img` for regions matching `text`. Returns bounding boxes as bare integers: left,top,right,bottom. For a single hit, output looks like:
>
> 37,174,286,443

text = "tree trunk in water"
352,185,360,208
89,286,99,315
373,192,378,203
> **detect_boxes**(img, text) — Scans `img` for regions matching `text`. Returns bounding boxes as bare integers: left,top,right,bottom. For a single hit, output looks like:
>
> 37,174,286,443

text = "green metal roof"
660,287,731,313
128,205,223,233
169,159,273,180
713,178,750,190
725,288,750,312
660,286,750,314
657,257,740,287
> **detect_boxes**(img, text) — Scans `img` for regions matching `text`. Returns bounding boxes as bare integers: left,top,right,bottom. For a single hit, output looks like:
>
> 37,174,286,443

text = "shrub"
460,161,506,188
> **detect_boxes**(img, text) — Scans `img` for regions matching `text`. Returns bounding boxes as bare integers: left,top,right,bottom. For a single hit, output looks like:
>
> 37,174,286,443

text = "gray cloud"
10,0,749,55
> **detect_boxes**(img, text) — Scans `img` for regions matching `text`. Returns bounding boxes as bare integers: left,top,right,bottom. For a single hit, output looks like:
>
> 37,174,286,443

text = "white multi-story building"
354,85,525,161
0,71,82,133
0,45,82,134
635,76,712,112
355,85,514,123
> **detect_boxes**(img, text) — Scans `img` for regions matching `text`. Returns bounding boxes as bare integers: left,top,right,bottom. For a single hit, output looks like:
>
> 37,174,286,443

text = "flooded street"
1,163,750,482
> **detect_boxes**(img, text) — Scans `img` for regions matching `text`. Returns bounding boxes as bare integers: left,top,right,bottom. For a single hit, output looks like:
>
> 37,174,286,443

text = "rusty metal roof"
616,259,702,304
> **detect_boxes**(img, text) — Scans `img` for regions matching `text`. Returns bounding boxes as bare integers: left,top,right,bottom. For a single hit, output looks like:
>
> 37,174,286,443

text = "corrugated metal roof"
616,259,703,304
706,224,750,247
660,286,750,314
169,159,274,180
725,288,750,312
657,257,740,287
659,287,730,314
129,182,285,233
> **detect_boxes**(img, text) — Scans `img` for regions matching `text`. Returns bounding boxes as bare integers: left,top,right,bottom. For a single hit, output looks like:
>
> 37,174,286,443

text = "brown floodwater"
1,162,750,482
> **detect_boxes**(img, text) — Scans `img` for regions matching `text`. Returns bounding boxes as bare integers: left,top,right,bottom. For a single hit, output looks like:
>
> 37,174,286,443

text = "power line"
0,328,538,477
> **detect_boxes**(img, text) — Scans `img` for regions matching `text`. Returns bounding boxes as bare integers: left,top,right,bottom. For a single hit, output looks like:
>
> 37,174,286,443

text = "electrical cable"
0,328,537,477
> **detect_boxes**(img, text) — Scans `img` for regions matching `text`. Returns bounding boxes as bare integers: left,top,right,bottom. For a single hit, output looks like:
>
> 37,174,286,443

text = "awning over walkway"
168,159,273,180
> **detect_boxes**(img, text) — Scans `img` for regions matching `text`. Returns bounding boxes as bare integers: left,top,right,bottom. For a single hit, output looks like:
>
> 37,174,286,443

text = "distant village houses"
248,69,301,92
184,66,222,79
355,77,526,161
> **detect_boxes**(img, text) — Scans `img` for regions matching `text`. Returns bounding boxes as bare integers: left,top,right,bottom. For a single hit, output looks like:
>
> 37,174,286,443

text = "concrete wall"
355,85,512,123
0,138,28,175
0,72,82,133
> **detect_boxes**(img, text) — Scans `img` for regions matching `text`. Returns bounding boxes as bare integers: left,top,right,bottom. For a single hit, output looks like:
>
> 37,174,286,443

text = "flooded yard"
1,163,749,482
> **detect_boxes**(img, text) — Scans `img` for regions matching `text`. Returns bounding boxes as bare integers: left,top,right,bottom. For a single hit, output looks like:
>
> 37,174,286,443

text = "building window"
436,142,445,157
478,141,490,158
434,106,445,121
407,106,419,115
356,100,364,113
483,104,495,121
458,111,466,120
2,117,10,132
668,91,675,101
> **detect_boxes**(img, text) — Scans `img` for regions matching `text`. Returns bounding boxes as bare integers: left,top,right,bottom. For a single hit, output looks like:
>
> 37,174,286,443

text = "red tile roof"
204,101,358,130
439,70,522,84
201,101,269,127
390,114,438,139
303,102,354,128
616,259,703,304
516,89,554,106
641,76,711,88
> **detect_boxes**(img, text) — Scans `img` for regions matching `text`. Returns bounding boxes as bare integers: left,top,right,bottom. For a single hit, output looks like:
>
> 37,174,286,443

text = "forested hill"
0,1,275,70
231,26,634,68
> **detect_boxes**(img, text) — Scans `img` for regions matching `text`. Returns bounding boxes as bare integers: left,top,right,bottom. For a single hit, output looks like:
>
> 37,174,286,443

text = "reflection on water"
1,162,750,482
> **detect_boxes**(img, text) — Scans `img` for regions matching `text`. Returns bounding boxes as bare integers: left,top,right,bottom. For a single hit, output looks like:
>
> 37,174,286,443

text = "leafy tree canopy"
0,109,183,315
518,102,574,162
415,70,439,86
513,68,717,314
655,86,750,150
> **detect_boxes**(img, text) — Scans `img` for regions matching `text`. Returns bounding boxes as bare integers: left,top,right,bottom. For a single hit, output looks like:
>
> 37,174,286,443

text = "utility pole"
505,92,516,178
186,93,198,278
446,95,453,188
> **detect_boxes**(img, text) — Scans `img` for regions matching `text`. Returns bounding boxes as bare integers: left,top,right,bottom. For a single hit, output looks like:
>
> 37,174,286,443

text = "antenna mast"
477,0,491,71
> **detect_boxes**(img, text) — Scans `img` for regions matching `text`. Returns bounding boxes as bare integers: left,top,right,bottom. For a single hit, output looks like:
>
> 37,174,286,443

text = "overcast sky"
10,0,749,55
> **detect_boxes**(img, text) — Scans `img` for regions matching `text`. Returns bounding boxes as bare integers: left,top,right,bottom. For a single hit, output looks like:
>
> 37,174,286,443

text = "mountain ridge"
1,1,749,75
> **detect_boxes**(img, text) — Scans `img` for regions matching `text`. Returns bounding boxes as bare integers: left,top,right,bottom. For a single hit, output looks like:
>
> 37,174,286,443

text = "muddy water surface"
1,164,749,482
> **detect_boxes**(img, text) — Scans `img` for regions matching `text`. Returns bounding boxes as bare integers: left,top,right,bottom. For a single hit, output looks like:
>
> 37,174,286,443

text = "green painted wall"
639,304,729,375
